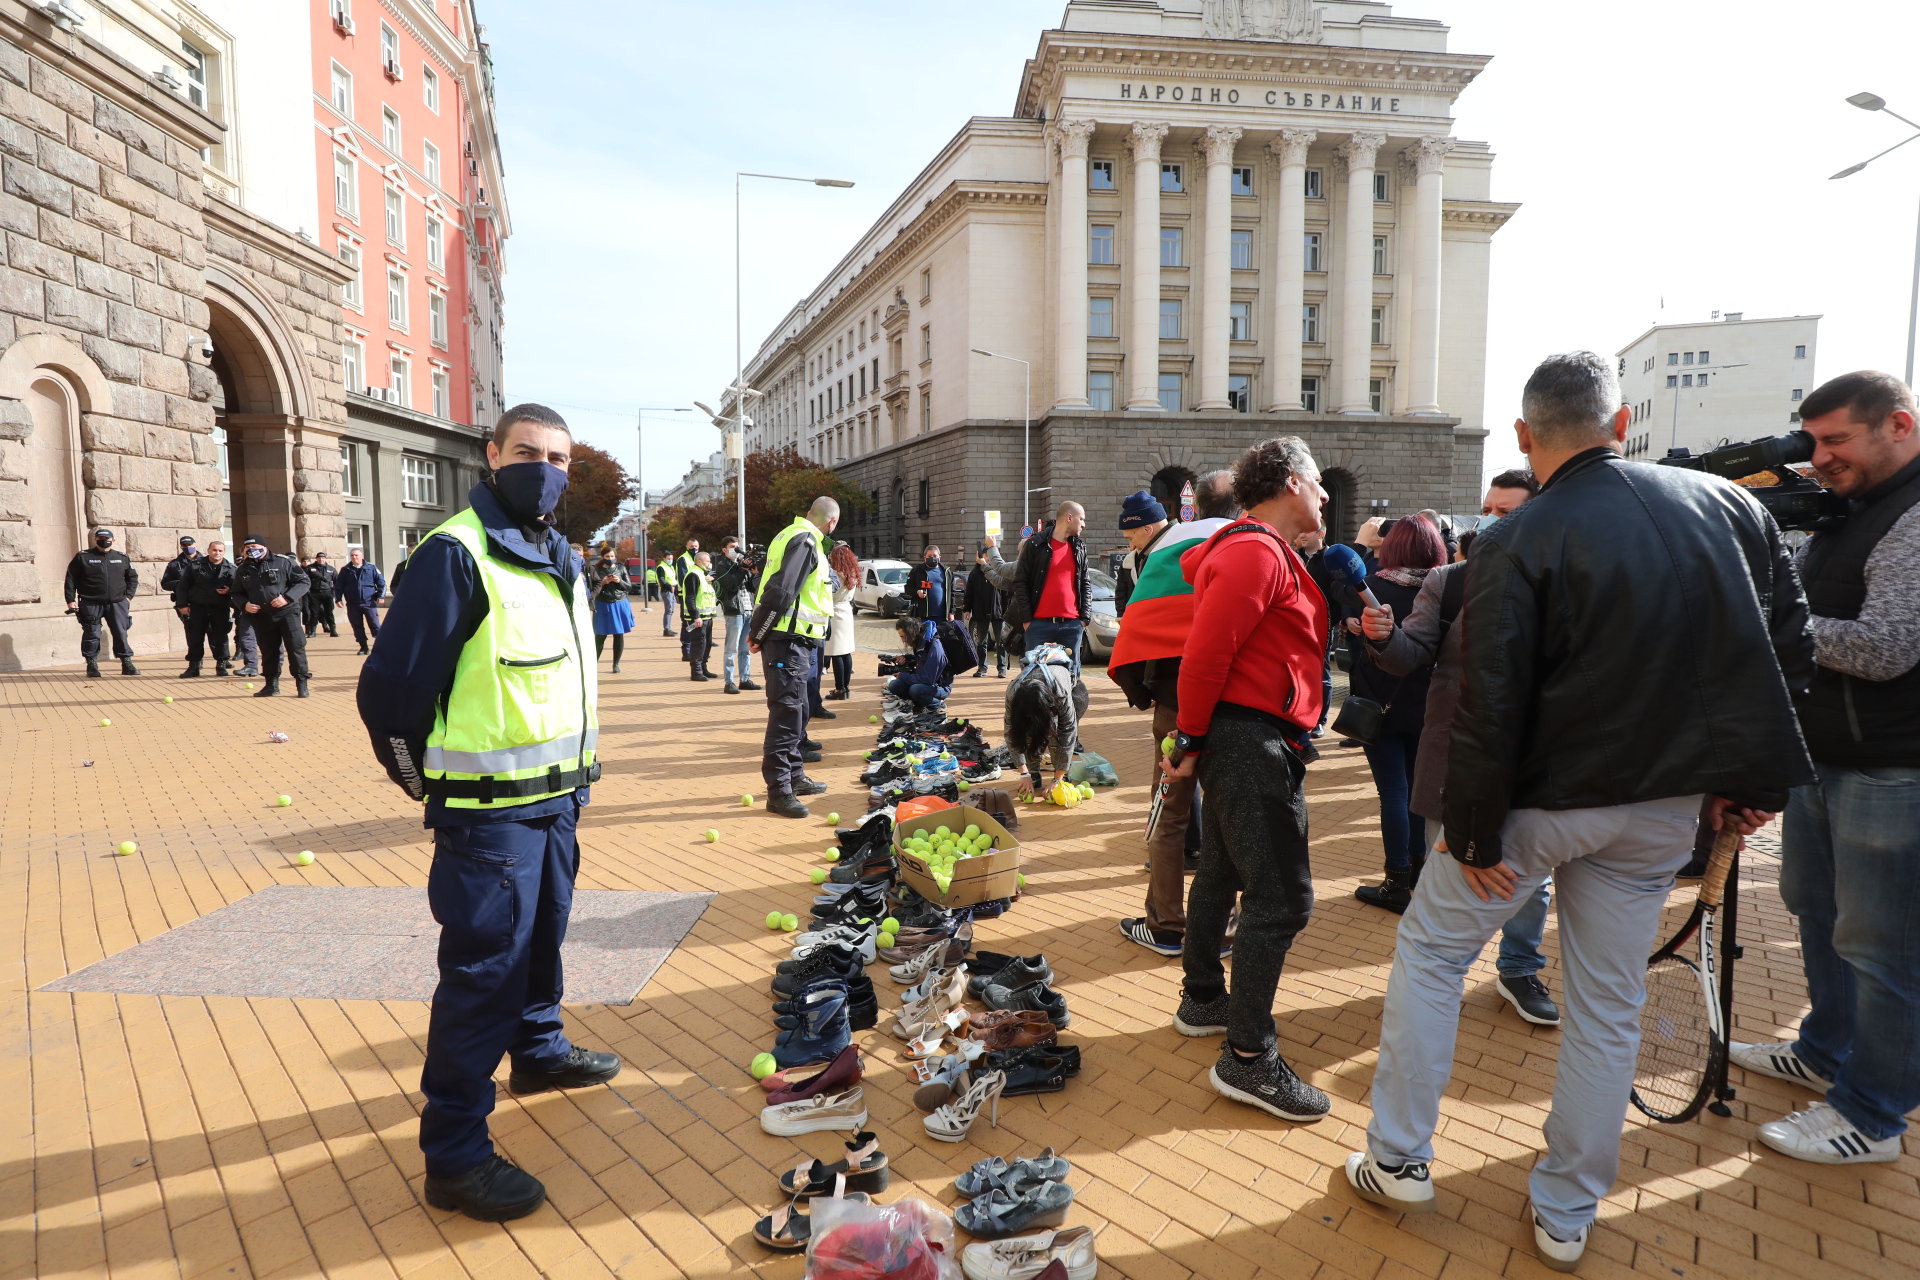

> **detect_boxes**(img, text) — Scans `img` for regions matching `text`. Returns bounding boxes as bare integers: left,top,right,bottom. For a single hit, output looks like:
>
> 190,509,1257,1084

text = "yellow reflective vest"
421,509,600,808
755,516,833,642
686,565,717,618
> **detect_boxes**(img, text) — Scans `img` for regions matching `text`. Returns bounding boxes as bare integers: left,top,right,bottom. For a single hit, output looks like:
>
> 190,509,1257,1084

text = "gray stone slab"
40,885,712,1004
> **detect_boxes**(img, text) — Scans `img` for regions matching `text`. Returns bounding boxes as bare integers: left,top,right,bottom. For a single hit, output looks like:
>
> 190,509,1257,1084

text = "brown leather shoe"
968,1018,1059,1051
966,1009,1053,1033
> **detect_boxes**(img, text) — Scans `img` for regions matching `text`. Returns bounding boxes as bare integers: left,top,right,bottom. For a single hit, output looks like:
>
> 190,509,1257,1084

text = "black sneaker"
768,793,811,819
423,1153,546,1222
740,679,761,691
1119,918,1183,957
1175,990,1231,1037
802,750,824,764
1209,1045,1330,1122
814,708,838,720
771,951,860,997
968,953,1052,997
508,1046,621,1094
776,941,861,975
1498,975,1562,1027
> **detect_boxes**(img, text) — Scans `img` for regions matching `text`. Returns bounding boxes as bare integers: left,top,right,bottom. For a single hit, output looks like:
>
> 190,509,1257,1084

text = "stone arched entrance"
1321,466,1358,544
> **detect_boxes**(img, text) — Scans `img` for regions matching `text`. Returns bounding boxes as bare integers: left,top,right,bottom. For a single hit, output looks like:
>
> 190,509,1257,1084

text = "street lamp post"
971,348,1032,531
1668,361,1748,453
1834,91,1920,385
730,172,854,544
633,406,691,610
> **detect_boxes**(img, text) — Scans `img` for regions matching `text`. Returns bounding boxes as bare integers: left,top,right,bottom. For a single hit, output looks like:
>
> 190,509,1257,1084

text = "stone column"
1194,125,1243,411
1052,119,1098,411
1265,129,1316,411
1405,136,1453,415
1127,122,1170,411
1335,131,1386,414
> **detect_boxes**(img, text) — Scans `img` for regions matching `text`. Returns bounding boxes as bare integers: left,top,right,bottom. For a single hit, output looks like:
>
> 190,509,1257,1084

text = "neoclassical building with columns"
729,0,1516,557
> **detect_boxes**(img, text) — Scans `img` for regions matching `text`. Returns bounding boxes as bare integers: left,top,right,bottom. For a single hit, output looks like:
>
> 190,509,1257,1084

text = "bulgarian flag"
1108,517,1235,680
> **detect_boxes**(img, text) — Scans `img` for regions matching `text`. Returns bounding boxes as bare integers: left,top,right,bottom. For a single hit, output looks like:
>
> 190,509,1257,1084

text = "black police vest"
1794,453,1920,766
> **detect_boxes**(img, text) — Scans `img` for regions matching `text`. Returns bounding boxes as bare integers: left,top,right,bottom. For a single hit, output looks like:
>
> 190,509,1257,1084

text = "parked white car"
852,559,911,616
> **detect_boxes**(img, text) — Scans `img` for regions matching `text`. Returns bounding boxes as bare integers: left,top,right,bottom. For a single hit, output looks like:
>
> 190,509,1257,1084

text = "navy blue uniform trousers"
419,807,580,1177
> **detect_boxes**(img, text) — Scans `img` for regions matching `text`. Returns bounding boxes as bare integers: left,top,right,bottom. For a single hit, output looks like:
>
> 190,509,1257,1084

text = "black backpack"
932,618,978,674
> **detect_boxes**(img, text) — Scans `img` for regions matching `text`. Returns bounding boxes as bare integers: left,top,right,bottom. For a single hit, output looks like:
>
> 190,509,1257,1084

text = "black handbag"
1330,691,1388,744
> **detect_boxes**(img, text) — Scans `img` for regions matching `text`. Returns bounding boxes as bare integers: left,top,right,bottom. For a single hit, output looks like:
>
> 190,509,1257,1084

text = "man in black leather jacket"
1346,351,1816,1271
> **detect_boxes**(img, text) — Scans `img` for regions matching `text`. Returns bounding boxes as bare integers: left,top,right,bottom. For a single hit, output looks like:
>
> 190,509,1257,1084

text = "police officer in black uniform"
173,539,237,677
64,527,139,677
234,536,311,697
160,535,199,597
305,550,339,637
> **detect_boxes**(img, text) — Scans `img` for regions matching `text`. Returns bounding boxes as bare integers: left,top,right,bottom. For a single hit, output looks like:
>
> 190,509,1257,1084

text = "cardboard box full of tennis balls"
894,806,1021,907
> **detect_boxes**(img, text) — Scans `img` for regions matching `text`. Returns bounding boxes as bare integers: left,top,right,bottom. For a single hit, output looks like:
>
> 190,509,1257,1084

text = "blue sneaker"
772,988,851,1069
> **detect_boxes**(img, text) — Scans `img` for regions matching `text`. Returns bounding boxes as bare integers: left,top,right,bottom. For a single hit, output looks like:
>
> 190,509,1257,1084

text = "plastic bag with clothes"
806,1196,960,1280
1067,749,1119,787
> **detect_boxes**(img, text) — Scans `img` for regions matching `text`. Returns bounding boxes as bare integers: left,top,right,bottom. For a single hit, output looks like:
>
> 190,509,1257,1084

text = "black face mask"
492,461,569,524
95,538,112,549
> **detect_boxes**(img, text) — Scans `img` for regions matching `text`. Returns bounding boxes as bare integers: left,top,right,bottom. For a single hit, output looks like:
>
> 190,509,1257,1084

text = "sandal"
955,1178,1075,1239
955,1146,1071,1197
751,1176,872,1250
900,1026,948,1060
900,964,967,1005
925,1069,1007,1143
913,1057,970,1113
777,1130,890,1198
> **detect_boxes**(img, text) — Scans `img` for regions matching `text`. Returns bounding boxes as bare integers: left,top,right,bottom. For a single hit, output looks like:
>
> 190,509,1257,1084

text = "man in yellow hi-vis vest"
357,403,618,1223
750,496,839,817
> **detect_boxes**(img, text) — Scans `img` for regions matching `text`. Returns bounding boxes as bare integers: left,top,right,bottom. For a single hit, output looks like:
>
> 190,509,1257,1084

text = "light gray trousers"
1366,794,1700,1237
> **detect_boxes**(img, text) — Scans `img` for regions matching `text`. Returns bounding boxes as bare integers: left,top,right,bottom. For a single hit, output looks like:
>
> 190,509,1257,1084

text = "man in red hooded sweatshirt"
1162,435,1331,1122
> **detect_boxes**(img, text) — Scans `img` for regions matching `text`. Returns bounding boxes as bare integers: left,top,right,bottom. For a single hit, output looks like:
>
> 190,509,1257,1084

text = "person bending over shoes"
1004,640,1087,801
886,618,951,707
1162,436,1332,1124
1344,352,1813,1273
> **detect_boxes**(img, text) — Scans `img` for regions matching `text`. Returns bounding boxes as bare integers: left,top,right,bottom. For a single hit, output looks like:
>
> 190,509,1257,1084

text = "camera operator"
713,536,761,695
1731,370,1920,1167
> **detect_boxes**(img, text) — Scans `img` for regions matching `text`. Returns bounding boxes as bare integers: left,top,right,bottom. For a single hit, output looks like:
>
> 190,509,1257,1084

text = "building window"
1681,373,1693,387
1227,374,1251,412
1668,352,1679,365
1088,296,1114,338
1229,301,1251,341
337,241,361,308
342,337,363,393
382,106,401,154
402,455,439,506
1791,388,1804,401
347,523,370,552
423,140,440,187
380,23,401,78
1160,226,1183,266
1303,233,1322,272
920,325,931,362
917,478,930,517
398,527,427,554
426,214,443,268
1157,373,1182,412
1087,371,1115,411
1231,229,1252,270
1304,168,1322,199
390,355,411,407
387,270,407,326
1301,377,1320,412
920,390,932,432
429,292,447,346
1089,160,1114,190
1790,411,1802,423
330,63,353,117
1371,306,1386,345
385,187,404,245
333,151,356,213
422,64,439,112
1231,165,1255,195
1795,344,1807,358
1369,377,1385,412
1302,304,1320,343
1373,236,1387,275
1159,298,1182,340
432,367,450,418
920,268,931,299
181,41,208,111
341,445,358,498
1090,223,1114,264
1666,374,1678,387
1699,350,1710,362
1374,172,1390,202
1160,163,1183,193
1683,351,1695,364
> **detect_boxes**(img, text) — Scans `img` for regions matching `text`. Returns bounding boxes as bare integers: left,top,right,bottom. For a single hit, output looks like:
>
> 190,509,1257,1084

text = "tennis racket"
1144,735,1175,841
1630,826,1739,1123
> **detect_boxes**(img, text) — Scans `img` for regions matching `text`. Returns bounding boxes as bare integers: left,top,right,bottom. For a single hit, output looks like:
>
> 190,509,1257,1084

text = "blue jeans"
1780,763,1920,1141
722,612,753,684
1023,618,1083,677
660,591,675,633
1363,730,1424,872
886,675,944,706
419,808,580,1177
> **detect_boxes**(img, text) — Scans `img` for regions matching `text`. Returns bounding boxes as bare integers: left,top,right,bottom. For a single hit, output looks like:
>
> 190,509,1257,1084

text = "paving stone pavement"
2,625,1915,1280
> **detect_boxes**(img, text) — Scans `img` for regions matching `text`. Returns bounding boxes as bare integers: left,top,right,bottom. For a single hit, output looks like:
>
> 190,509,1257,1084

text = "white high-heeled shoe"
900,963,967,1005
925,1069,1007,1142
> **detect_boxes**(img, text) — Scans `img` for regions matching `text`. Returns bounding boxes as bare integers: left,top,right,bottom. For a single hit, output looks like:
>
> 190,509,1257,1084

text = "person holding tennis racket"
1343,352,1815,1273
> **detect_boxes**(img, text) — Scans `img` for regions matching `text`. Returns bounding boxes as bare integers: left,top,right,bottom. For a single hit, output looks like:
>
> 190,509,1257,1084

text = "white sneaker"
1756,1101,1901,1164
1533,1213,1590,1272
960,1225,1097,1280
1729,1041,1832,1093
1343,1151,1436,1214
759,1086,867,1137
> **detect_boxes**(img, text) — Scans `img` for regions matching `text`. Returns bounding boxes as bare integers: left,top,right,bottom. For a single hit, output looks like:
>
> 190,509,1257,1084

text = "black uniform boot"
295,677,311,698
767,792,811,819
85,661,101,678
423,1154,546,1223
253,678,280,698
120,658,139,676
1355,867,1416,915
216,661,231,676
179,664,201,678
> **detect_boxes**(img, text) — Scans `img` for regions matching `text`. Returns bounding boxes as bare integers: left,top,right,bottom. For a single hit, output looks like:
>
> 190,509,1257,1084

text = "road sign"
984,509,1001,539
1020,524,1034,540
1179,479,1196,523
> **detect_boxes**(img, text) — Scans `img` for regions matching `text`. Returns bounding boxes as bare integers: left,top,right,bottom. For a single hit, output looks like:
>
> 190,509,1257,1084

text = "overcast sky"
484,0,1920,497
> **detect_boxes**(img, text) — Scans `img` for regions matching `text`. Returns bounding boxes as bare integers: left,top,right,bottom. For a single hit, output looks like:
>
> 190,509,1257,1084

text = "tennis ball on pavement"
824,849,840,862
116,841,136,856
705,829,719,842
765,911,783,930
741,793,754,806
245,682,255,690
163,696,173,704
780,914,799,932
295,851,314,866
882,917,900,932
809,868,827,884
98,718,111,726
958,779,971,791
1017,873,1028,888
828,812,840,824
870,715,878,723
750,1052,777,1080
277,795,292,807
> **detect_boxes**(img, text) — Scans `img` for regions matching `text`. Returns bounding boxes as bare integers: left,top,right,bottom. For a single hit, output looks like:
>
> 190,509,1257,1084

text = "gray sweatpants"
1366,794,1699,1238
